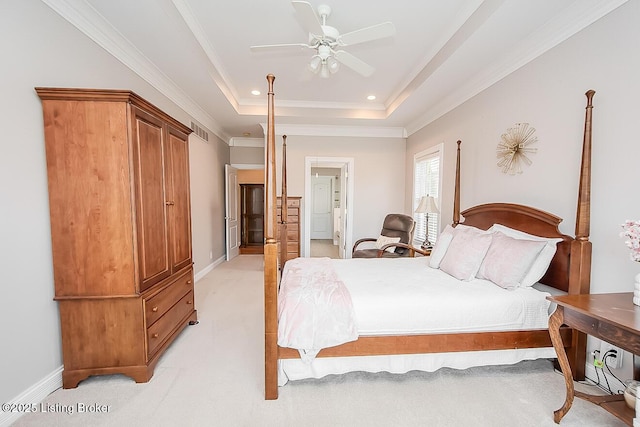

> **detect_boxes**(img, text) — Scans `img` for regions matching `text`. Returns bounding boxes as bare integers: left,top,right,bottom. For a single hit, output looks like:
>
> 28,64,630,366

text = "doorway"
304,157,354,259
239,184,264,254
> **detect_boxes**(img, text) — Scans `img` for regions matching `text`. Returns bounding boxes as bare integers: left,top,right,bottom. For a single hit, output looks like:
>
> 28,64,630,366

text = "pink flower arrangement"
621,220,640,262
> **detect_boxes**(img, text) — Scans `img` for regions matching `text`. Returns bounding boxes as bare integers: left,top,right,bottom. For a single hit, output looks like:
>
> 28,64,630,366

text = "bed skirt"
278,347,557,386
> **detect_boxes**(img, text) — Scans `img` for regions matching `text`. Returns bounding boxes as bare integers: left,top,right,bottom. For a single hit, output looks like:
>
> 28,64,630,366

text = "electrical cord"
551,351,627,396
602,351,626,393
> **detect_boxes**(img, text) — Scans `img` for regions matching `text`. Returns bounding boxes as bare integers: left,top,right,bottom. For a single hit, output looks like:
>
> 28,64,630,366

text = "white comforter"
277,256,555,385
278,256,551,353
333,256,551,335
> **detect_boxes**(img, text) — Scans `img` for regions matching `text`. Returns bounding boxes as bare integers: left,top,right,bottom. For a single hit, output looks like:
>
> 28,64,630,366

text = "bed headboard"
460,203,573,292
453,90,595,295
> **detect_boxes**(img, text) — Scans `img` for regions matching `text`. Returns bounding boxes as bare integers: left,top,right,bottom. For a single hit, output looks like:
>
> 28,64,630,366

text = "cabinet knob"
186,280,192,285
152,333,159,339
187,300,192,305
165,201,175,206
152,306,158,312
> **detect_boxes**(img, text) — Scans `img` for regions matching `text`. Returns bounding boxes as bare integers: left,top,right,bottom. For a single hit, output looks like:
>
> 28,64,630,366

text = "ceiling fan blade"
250,43,311,52
338,22,396,46
333,50,375,77
292,1,324,36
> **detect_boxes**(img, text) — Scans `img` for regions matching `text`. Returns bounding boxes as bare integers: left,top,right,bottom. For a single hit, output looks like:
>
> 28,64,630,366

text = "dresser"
36,88,197,388
277,196,301,262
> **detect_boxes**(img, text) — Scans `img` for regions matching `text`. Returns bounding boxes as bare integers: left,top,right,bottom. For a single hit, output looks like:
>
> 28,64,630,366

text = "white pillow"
490,223,563,287
428,224,487,268
439,227,493,281
428,225,455,268
375,235,401,253
477,231,546,290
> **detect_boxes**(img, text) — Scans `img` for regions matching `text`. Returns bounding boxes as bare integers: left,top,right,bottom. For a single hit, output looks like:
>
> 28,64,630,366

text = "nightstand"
548,293,639,425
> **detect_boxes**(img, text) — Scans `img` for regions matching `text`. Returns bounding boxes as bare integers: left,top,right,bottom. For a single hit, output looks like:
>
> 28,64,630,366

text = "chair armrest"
352,237,377,254
376,242,432,257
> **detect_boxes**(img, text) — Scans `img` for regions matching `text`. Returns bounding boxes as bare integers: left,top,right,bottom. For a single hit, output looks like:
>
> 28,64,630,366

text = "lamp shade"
308,56,322,73
415,196,439,214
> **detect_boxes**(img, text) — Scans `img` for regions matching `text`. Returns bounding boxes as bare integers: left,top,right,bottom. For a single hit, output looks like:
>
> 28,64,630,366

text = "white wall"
189,134,230,274
406,0,640,378
0,0,228,408
274,135,406,247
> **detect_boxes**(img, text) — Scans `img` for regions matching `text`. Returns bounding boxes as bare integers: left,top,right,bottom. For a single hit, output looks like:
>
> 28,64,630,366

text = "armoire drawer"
144,271,193,326
147,290,195,357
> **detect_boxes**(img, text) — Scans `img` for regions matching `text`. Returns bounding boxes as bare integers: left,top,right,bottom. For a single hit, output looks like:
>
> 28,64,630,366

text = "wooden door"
241,185,264,251
131,107,171,291
166,126,192,273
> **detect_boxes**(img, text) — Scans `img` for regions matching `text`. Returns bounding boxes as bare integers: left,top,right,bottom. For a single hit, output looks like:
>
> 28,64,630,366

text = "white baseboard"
0,366,63,427
0,256,226,427
194,255,225,282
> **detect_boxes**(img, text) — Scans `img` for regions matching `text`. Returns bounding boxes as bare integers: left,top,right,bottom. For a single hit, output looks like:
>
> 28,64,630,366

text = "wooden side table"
547,293,640,425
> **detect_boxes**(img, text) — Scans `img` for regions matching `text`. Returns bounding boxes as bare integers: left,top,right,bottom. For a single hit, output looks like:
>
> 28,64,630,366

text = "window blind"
413,150,440,246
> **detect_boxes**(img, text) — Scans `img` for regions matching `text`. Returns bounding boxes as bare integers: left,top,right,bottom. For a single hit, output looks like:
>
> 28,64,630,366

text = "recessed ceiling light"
367,95,376,101
251,90,261,96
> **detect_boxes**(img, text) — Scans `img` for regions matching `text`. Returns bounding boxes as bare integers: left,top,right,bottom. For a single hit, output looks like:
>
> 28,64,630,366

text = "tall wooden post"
453,140,462,226
567,90,595,380
264,74,279,400
279,135,288,269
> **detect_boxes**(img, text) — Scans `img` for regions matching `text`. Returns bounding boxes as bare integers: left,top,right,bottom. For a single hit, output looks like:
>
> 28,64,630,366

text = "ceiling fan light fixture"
319,63,330,78
251,2,395,78
327,56,339,74
308,55,322,73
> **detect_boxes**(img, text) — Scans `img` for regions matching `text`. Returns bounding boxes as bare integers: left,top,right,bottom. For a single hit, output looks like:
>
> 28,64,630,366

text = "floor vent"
190,121,209,142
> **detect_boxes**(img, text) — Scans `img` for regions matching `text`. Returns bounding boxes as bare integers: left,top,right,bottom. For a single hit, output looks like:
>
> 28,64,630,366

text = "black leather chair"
352,214,416,258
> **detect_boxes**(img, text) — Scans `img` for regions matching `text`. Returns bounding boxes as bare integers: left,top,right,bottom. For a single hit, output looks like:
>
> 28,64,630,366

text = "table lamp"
415,195,439,248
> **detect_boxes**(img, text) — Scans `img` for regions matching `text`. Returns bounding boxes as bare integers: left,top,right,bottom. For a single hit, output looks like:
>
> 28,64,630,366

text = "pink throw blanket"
278,257,358,361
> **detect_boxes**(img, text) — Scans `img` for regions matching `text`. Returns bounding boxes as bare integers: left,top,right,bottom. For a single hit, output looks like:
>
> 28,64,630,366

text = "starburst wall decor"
496,123,538,175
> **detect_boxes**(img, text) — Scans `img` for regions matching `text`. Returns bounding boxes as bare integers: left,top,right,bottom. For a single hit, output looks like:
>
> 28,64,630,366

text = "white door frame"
304,157,354,259
224,164,240,261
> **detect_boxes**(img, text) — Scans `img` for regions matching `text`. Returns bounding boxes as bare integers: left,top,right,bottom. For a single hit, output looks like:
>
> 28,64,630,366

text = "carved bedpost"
574,90,594,244
567,90,595,381
264,74,279,400
453,140,462,226
279,135,288,269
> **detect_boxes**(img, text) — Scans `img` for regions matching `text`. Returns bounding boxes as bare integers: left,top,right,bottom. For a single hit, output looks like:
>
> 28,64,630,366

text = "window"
413,144,443,246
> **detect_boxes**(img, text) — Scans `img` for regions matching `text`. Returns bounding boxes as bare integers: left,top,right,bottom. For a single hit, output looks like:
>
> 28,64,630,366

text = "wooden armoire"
36,88,197,388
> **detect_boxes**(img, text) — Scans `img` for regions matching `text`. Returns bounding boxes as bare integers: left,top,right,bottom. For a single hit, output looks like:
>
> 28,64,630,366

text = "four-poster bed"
263,74,594,401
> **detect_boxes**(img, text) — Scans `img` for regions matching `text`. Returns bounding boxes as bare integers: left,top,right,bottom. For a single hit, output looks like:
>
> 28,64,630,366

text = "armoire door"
166,126,193,273
131,106,171,291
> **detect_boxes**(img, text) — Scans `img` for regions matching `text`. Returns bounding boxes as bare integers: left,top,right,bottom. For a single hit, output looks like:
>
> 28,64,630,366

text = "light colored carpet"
311,239,340,258
13,255,626,426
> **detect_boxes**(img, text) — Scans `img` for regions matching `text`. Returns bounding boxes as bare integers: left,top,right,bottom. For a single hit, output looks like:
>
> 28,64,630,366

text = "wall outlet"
599,341,622,369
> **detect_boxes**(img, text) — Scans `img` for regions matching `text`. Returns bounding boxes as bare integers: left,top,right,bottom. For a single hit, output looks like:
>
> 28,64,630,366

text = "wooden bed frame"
263,74,594,400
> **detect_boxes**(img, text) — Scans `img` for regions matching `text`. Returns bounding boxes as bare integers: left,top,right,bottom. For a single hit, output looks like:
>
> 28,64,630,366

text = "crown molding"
40,0,231,143
228,137,264,147
405,0,629,135
171,0,239,110
259,123,407,139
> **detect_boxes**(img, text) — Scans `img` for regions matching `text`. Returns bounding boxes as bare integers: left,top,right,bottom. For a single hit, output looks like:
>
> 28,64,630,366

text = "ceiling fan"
250,1,395,78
